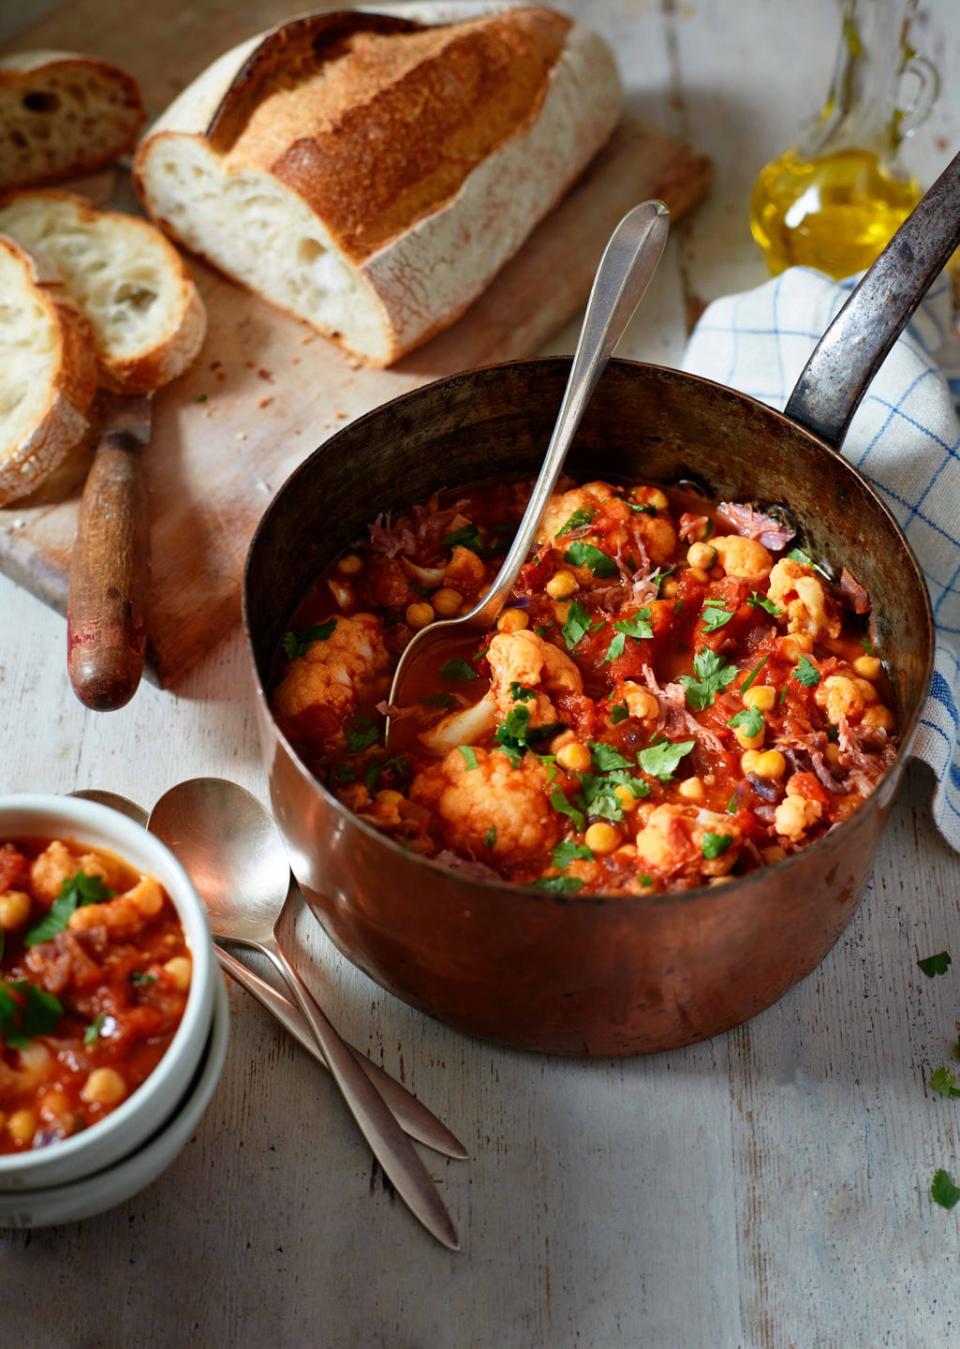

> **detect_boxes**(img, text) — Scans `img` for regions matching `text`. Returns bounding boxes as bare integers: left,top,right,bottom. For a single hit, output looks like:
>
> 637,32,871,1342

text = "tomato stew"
0,837,191,1153
271,477,897,896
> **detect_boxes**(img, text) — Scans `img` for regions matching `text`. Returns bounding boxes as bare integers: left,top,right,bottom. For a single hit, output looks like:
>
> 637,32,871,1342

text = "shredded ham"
679,513,709,543
718,501,796,551
837,716,897,796
839,567,870,615
639,664,725,752
369,512,416,558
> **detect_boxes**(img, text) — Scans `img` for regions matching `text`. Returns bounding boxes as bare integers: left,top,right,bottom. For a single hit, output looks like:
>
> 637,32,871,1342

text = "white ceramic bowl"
0,975,229,1228
0,794,216,1191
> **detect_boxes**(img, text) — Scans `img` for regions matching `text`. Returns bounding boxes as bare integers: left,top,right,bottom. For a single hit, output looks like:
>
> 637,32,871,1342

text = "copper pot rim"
243,356,936,911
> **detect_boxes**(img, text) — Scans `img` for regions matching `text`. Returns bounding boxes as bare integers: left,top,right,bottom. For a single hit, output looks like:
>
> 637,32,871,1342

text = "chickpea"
336,553,363,576
546,570,578,599
81,1068,126,1107
687,566,711,584
734,724,765,751
740,749,761,774
432,587,462,618
763,845,787,863
743,685,776,712
621,683,659,722
405,602,435,630
712,535,773,579
497,608,529,634
39,1091,70,1123
825,742,842,765
661,578,680,599
553,601,571,624
677,777,705,802
549,729,577,754
585,822,621,855
752,749,786,779
163,956,192,992
7,1109,36,1147
853,654,882,680
556,742,592,773
854,677,878,704
614,785,641,812
376,789,404,809
709,875,733,887
686,542,717,570
648,489,669,510
862,704,894,731
0,889,31,930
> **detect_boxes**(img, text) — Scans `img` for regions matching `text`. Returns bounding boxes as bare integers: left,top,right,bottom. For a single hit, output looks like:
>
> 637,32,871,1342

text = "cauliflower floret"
774,794,823,840
537,482,615,545
635,804,741,881
487,629,582,723
637,513,678,564
712,535,773,579
767,559,841,639
444,545,485,594
410,747,559,866
815,674,865,724
68,874,164,934
29,841,108,904
273,613,389,743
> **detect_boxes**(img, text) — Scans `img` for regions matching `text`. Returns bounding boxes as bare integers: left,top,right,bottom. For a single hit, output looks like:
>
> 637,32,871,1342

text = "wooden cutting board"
0,62,710,684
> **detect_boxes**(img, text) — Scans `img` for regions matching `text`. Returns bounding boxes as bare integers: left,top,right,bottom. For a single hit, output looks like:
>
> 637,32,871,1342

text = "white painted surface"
1,2,959,1346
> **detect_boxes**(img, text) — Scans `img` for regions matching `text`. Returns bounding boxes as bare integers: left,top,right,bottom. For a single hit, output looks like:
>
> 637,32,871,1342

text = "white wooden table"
2,2,960,1345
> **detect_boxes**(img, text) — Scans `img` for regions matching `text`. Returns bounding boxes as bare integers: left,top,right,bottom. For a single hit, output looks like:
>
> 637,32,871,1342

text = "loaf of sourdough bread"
134,6,622,366
0,51,145,189
0,236,97,506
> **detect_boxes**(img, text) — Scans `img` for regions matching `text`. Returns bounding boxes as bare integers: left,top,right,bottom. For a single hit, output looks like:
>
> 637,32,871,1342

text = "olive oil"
750,146,922,278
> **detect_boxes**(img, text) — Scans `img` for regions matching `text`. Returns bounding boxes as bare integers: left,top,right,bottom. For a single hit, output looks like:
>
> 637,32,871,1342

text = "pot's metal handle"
784,149,960,450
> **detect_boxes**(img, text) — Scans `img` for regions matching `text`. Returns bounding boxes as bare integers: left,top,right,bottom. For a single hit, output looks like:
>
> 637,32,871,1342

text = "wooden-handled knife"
66,393,152,711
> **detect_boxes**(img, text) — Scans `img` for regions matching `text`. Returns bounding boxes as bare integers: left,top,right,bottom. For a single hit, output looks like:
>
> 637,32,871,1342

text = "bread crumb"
257,368,274,383
236,431,248,441
291,357,301,366
258,396,273,409
209,360,222,371
335,411,347,420
301,334,316,346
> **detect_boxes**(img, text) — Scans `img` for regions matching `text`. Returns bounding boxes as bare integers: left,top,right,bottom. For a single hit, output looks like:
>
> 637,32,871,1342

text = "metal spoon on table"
147,777,460,1249
71,789,466,1161
385,199,670,741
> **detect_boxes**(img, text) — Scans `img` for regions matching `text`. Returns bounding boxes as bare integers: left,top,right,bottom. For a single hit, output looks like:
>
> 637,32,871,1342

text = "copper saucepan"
243,154,959,1056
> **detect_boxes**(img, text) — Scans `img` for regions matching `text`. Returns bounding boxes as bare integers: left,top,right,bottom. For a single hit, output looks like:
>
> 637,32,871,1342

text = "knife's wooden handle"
67,440,149,711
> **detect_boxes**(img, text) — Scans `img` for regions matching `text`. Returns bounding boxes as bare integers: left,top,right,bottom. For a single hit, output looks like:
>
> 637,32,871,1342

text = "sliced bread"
0,190,207,395
0,235,97,506
134,6,621,366
0,50,145,190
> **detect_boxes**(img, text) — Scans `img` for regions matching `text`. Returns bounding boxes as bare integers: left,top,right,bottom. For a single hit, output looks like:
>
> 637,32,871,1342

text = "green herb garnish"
365,755,410,794
589,742,633,772
561,601,594,651
614,609,654,640
740,657,769,693
422,691,457,709
345,716,380,752
929,1067,960,1098
443,523,483,552
648,565,678,597
0,979,63,1048
918,951,952,978
25,872,113,948
533,875,585,893
439,658,477,683
84,1013,106,1047
130,971,158,987
458,746,479,771
679,648,737,710
484,827,497,849
727,706,765,738
792,656,821,687
493,706,562,766
604,632,626,663
563,542,617,578
861,633,877,655
637,738,695,782
549,789,586,832
557,507,595,536
701,600,734,633
701,832,733,860
552,840,594,869
748,593,782,616
281,619,337,660
931,1169,960,1209
627,501,657,515
787,547,813,566
609,703,629,725
510,682,536,703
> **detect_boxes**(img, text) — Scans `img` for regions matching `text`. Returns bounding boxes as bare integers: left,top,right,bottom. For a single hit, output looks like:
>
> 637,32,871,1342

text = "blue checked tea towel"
683,267,960,851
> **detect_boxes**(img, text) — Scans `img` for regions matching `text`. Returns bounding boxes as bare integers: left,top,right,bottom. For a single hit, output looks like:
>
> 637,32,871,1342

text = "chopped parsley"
727,706,765,738
929,1067,960,1098
861,633,877,655
422,691,456,709
534,875,585,894
552,840,594,869
589,742,633,772
130,971,158,986
609,703,629,725
25,871,113,948
549,789,586,832
648,565,678,597
493,706,562,765
639,875,654,888
627,501,657,515
484,827,497,849
726,792,739,814
637,738,695,781
701,832,733,860
577,770,649,823
604,632,626,663
557,507,595,535
563,542,617,578
442,523,483,552
748,592,782,616
561,601,594,650
345,716,380,752
739,657,769,693
792,656,821,687
365,755,410,794
509,682,536,702
439,658,477,683
0,979,62,1048
787,547,813,566
281,619,336,660
701,599,735,632
918,951,952,977
332,763,357,786
679,648,737,710
458,745,479,771
931,1169,960,1209
534,624,553,638
84,1012,107,1047
614,609,654,640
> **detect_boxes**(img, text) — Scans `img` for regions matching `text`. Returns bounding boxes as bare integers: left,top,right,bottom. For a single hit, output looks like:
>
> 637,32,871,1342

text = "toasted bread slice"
0,50,145,190
0,190,206,394
0,235,97,506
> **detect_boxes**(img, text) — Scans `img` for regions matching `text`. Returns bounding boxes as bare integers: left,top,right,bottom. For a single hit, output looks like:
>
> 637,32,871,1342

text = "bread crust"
0,50,145,189
0,189,207,395
0,237,97,507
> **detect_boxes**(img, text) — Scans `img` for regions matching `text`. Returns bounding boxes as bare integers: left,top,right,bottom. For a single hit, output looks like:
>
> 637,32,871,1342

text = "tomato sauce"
0,837,191,1154
270,477,898,896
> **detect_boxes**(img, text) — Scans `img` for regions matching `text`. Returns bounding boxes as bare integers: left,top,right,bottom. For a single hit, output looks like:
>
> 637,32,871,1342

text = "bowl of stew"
0,795,216,1189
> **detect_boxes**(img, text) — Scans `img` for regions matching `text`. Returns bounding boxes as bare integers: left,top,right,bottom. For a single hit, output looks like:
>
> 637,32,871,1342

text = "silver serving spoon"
147,777,459,1250
71,789,467,1161
386,200,670,740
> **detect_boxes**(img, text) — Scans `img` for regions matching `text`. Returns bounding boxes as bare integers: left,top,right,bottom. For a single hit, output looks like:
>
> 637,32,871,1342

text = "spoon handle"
473,199,669,628
215,944,468,1160
262,936,460,1251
